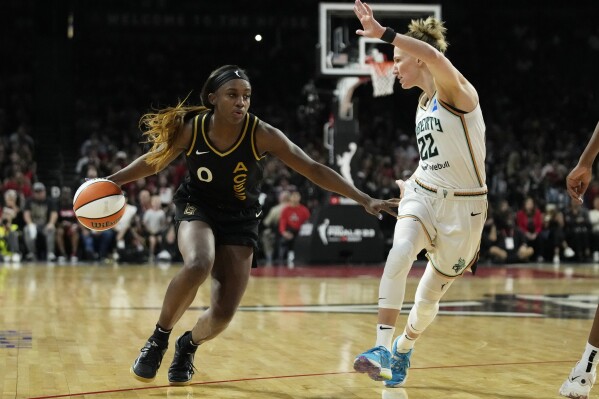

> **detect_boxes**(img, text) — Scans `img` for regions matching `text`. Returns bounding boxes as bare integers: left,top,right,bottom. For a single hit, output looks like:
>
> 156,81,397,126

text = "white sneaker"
70,256,78,264
559,364,595,399
11,253,21,263
594,251,599,263
47,252,57,262
564,247,576,258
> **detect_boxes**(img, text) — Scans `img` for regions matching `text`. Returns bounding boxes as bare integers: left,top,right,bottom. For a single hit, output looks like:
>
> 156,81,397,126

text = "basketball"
73,179,126,231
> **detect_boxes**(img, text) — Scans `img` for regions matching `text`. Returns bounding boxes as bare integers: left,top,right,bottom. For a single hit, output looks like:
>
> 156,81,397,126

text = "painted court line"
27,359,575,399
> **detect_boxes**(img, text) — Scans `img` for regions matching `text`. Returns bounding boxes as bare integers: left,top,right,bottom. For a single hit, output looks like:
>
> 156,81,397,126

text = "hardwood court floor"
1,260,598,399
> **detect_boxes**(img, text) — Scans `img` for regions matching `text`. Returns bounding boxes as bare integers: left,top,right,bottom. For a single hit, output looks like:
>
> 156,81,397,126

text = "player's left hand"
354,0,385,39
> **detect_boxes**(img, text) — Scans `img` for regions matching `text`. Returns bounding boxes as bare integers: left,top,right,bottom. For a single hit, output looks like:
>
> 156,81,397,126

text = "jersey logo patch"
432,98,438,112
184,203,197,216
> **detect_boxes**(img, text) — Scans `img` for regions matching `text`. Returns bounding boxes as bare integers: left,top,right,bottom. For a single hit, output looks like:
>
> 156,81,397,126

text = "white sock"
375,324,395,351
396,327,417,353
577,342,599,374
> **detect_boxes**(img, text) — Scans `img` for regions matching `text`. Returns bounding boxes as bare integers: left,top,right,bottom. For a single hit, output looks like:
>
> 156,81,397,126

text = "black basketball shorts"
173,194,262,250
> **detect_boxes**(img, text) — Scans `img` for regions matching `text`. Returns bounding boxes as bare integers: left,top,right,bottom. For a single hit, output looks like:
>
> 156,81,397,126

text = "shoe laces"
365,346,387,356
172,342,197,372
139,341,164,366
172,355,197,375
391,351,411,373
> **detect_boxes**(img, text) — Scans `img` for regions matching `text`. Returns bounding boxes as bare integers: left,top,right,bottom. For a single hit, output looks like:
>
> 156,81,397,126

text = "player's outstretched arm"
353,0,477,111
257,122,399,219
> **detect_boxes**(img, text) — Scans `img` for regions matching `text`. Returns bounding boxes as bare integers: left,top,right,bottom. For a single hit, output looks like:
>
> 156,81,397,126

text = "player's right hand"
566,165,591,204
353,0,385,39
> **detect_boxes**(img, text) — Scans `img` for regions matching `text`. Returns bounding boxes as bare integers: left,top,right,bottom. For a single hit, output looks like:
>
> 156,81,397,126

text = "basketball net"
369,61,395,97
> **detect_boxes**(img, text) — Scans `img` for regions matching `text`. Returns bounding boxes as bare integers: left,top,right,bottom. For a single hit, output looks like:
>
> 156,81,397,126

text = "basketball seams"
75,195,126,218
74,191,124,210
73,179,126,231
77,207,126,221
73,181,123,210
75,201,127,220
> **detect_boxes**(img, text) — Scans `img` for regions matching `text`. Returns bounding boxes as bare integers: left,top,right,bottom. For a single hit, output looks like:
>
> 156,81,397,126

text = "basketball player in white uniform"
352,0,487,387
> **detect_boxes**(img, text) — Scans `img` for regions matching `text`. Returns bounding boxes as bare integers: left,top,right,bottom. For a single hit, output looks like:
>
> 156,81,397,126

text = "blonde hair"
139,99,207,171
406,17,448,53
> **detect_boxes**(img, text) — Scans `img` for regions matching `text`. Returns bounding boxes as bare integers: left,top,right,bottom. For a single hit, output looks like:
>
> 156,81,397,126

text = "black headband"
212,69,250,92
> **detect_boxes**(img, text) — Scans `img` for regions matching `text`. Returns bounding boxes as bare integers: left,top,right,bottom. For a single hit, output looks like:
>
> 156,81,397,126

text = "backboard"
319,2,442,76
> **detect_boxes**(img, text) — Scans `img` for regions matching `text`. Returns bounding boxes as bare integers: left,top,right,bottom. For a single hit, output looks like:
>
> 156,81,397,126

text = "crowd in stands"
0,2,597,266
1,113,598,266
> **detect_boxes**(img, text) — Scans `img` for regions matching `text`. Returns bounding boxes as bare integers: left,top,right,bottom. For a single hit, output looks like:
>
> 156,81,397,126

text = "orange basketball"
73,179,126,231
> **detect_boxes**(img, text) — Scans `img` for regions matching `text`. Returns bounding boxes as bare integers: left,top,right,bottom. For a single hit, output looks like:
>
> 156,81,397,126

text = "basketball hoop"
368,61,395,97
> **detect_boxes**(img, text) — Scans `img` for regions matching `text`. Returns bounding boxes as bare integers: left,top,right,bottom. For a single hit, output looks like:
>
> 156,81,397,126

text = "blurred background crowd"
0,0,597,266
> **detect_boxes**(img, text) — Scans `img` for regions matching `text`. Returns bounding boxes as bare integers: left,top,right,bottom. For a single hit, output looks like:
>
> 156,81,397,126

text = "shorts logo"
184,203,197,216
452,257,466,273
443,189,448,198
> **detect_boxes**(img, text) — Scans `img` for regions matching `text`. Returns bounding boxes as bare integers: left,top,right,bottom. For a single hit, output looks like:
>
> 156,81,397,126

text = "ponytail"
140,100,207,171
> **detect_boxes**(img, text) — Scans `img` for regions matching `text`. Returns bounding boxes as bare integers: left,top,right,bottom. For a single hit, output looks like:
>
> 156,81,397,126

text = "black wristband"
380,27,396,44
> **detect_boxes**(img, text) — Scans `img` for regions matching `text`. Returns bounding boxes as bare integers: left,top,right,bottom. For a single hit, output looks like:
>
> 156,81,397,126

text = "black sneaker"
130,337,168,382
168,331,197,386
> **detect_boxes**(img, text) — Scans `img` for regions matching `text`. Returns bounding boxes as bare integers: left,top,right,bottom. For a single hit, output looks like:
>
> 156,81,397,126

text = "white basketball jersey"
411,92,486,189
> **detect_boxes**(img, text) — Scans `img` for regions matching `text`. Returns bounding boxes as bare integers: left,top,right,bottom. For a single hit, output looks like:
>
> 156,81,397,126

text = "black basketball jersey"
181,110,265,209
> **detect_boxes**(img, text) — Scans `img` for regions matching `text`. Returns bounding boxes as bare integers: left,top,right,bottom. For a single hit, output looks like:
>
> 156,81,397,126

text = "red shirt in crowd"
279,204,310,234
516,208,543,235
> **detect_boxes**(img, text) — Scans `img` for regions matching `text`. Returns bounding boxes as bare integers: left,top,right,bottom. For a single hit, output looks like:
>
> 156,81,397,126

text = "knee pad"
379,240,419,309
408,299,439,333
379,218,428,310
414,299,439,318
407,265,453,333
383,239,417,279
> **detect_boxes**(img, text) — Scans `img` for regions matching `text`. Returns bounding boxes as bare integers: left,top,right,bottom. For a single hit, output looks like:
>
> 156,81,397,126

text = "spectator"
0,189,22,262
539,205,575,264
156,173,174,207
488,208,534,264
23,182,58,261
55,186,81,263
278,190,311,264
3,168,32,198
113,194,146,263
260,190,291,265
80,228,115,262
1,188,25,228
564,198,592,261
515,196,543,258
136,188,152,216
142,195,167,262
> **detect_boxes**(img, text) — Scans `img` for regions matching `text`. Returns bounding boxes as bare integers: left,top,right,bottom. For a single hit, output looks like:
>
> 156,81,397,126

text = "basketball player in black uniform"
106,65,399,385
